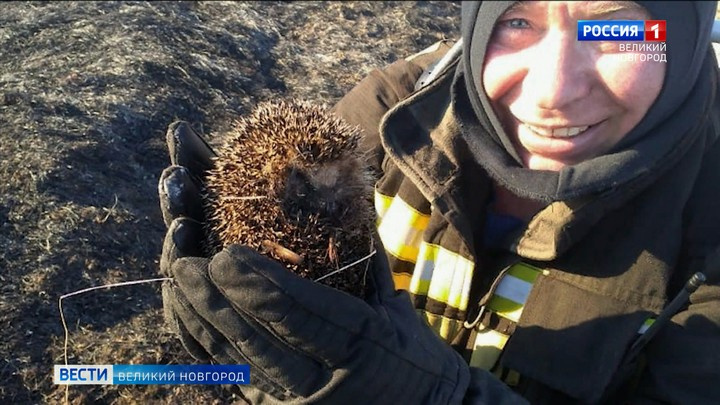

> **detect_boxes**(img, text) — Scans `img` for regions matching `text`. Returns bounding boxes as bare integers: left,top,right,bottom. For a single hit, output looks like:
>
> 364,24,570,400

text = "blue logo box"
54,364,251,385
577,20,645,41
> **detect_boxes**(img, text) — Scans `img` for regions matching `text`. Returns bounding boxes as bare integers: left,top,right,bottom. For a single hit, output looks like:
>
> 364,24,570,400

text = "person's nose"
524,28,592,111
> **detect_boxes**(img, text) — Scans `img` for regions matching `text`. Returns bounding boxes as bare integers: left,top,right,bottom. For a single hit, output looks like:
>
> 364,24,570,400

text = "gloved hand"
158,121,216,362
157,121,471,403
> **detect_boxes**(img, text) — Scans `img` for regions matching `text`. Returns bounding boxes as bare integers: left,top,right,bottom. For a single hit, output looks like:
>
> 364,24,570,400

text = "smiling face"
482,1,666,171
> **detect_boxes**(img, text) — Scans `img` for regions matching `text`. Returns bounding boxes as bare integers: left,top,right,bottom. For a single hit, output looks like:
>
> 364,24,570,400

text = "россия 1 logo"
578,20,666,42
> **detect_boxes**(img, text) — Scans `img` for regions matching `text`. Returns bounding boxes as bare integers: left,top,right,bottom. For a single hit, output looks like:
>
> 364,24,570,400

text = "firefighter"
158,1,720,403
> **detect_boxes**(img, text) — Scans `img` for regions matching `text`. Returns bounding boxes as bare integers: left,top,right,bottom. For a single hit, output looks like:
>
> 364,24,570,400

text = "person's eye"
490,17,537,49
503,18,531,29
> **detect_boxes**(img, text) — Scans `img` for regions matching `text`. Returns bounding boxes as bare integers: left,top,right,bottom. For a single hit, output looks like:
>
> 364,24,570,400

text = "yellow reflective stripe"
374,191,393,219
469,325,509,370
409,277,431,297
507,262,541,283
376,193,430,263
427,245,474,310
375,192,475,310
383,242,421,263
422,311,464,341
393,241,474,311
392,272,412,291
486,295,524,323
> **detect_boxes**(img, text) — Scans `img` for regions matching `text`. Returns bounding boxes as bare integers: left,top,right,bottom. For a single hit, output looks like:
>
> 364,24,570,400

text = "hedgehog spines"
203,99,374,297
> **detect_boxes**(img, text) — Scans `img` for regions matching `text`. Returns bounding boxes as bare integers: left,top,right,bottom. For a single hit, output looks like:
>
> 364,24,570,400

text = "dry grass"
0,1,459,404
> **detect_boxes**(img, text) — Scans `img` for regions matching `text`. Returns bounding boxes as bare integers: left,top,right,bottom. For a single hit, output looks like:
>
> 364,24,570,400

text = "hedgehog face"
281,157,366,227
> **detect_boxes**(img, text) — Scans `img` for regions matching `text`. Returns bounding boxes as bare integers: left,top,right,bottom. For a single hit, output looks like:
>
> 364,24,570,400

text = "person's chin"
522,153,570,172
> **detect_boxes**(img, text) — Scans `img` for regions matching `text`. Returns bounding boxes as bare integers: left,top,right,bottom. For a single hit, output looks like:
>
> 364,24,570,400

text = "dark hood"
456,1,720,202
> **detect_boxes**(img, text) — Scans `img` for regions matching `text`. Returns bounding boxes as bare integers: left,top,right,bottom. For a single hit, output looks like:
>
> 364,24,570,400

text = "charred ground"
0,1,459,403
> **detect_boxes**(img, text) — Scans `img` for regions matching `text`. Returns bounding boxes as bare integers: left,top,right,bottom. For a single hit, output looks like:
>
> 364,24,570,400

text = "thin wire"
59,277,172,404
314,250,377,282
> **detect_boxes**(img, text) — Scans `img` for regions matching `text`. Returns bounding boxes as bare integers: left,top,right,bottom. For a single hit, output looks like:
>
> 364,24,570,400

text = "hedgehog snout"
316,192,342,220
322,199,337,216
284,167,311,197
281,169,332,216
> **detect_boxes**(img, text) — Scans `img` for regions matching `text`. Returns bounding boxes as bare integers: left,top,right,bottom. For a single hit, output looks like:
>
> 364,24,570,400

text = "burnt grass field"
0,1,460,403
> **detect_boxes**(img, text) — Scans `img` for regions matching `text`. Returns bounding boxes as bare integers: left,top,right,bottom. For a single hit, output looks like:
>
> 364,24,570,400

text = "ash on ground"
0,2,459,403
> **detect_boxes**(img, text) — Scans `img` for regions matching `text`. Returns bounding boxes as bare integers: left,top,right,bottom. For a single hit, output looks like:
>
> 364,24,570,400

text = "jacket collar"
379,59,488,254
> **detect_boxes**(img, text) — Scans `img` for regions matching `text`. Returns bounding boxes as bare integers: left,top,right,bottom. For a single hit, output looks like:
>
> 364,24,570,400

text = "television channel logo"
54,364,251,385
578,20,666,42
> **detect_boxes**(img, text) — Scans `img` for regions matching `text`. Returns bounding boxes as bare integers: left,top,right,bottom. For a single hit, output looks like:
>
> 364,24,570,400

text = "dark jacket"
333,42,720,404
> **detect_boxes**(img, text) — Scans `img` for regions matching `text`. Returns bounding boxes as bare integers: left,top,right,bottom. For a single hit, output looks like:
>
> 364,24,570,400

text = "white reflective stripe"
494,276,533,305
409,243,437,295
427,246,474,310
458,258,474,312
382,194,430,229
377,212,423,247
427,250,455,305
378,218,423,260
445,247,473,311
415,243,437,279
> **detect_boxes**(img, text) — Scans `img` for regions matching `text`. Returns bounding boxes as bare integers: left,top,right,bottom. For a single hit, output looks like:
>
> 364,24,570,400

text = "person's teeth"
526,124,590,138
526,125,552,136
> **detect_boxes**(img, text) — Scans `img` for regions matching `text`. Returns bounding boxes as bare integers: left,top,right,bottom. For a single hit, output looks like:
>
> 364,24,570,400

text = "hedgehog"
203,100,375,297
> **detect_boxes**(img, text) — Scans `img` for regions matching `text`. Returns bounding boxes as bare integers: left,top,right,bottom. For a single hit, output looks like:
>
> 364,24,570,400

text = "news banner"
578,19,667,62
54,365,250,385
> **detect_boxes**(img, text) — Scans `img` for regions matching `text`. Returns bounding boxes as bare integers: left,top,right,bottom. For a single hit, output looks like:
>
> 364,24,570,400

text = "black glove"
157,121,471,403
158,121,216,362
